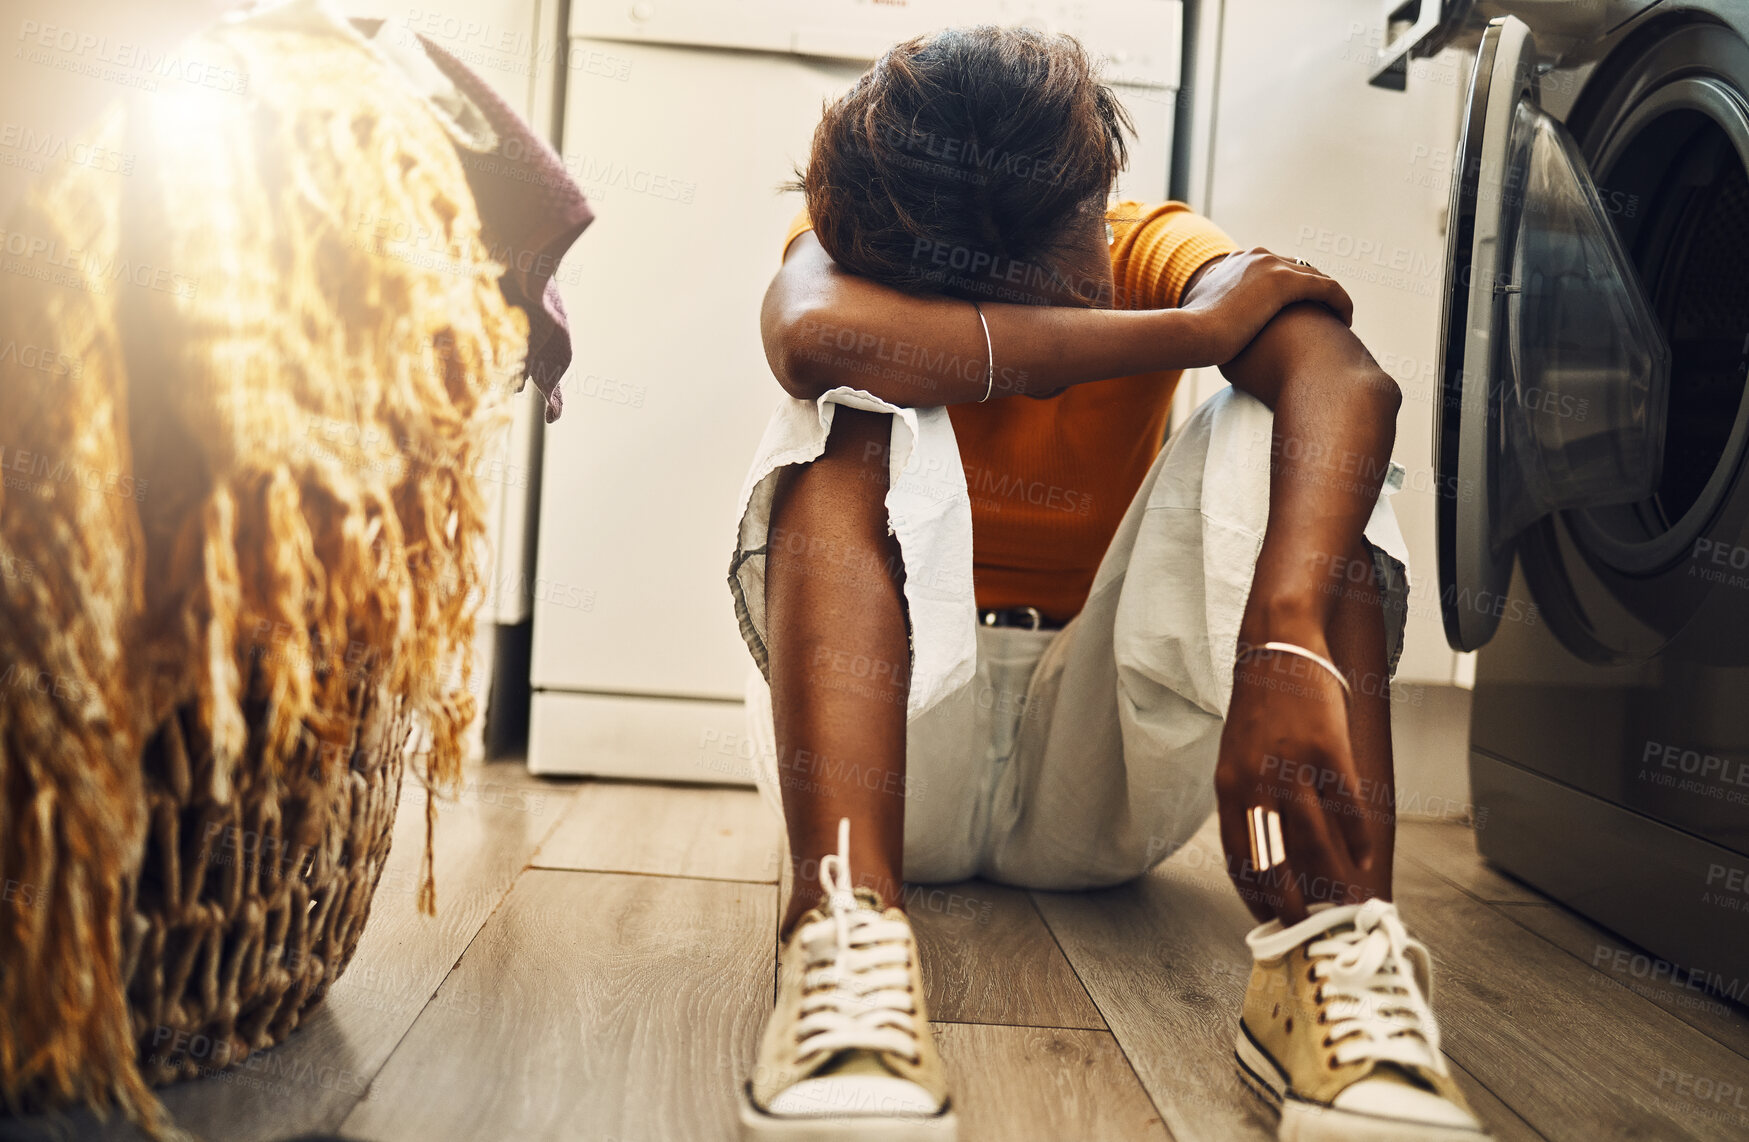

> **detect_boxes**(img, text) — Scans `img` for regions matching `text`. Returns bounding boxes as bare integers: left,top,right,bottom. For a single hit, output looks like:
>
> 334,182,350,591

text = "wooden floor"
6,761,1749,1141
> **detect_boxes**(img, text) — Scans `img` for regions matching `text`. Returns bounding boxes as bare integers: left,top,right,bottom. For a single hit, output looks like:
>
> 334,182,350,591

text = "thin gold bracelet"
970,300,994,402
1234,640,1353,704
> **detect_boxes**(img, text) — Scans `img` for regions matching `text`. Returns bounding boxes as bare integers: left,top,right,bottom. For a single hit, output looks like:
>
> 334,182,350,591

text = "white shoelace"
792,819,920,1065
1250,900,1445,1074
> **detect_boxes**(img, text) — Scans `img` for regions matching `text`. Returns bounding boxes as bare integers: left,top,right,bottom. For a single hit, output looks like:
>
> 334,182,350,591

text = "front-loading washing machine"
1387,0,1749,992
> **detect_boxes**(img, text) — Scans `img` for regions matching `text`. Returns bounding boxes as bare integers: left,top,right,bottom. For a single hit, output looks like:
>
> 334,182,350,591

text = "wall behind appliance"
1179,0,1480,817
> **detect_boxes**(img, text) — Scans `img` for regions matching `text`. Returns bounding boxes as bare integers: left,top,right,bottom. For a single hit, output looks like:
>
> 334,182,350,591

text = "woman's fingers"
1314,736,1376,872
1313,276,1356,325
1223,780,1363,925
1261,254,1354,326
1268,794,1314,924
1282,267,1354,326
1271,865,1311,926
1286,775,1369,906
1217,791,1275,922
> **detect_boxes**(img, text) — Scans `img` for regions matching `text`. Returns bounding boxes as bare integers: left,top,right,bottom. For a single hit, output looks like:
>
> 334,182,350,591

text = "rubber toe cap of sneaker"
767,1075,940,1118
1332,1078,1481,1130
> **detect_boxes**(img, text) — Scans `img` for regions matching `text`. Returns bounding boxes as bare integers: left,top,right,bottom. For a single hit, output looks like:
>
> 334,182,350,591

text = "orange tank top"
782,201,1237,622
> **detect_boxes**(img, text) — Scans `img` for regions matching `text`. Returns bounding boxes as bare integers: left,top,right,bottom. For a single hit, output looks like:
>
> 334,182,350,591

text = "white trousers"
732,386,1409,889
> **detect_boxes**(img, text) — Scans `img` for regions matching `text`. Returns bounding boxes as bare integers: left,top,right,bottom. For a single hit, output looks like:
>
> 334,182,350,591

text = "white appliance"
530,0,1187,779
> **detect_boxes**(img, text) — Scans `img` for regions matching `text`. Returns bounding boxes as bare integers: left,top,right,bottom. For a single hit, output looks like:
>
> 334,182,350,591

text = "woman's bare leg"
765,408,911,934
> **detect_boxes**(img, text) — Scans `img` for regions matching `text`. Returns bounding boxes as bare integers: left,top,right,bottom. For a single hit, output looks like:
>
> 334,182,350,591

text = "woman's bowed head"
794,26,1131,307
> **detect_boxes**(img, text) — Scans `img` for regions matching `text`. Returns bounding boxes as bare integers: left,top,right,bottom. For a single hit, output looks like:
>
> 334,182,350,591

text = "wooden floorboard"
1394,855,1749,1140
910,880,1105,1030
9,783,1747,1141
1499,903,1749,1062
935,1022,1170,1142
1396,818,1546,904
1029,838,1280,1142
1399,821,1749,1064
340,870,775,1142
533,780,782,883
0,761,574,1142
1445,1057,1548,1142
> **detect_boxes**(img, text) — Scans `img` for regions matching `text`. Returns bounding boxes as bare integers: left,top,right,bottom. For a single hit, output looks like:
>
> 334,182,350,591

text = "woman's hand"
1181,249,1355,366
1214,641,1375,924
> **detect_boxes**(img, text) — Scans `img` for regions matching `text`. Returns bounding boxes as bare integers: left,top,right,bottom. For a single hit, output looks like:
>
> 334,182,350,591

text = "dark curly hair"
796,26,1131,302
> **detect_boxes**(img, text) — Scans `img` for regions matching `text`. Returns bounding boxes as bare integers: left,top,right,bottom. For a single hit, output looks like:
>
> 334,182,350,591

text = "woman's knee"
768,408,902,588
774,408,891,510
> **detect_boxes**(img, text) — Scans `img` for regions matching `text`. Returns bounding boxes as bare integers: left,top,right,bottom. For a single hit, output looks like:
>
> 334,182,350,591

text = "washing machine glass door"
1436,15,1671,652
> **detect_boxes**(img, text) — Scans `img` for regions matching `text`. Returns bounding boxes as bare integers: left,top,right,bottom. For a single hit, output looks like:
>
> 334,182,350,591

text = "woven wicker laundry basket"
0,8,532,1132
122,685,410,1087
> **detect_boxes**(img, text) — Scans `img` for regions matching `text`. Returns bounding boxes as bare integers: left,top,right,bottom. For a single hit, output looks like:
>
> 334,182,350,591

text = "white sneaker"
1234,900,1490,1141
740,818,956,1141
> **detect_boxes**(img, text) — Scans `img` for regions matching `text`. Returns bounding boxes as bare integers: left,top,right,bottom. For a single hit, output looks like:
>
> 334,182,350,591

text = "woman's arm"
760,231,1353,405
1183,261,1402,635
1195,278,1405,922
1222,302,1401,641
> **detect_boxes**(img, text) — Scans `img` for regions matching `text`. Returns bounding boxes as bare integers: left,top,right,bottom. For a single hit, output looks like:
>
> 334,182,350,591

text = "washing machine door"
1436,15,1671,652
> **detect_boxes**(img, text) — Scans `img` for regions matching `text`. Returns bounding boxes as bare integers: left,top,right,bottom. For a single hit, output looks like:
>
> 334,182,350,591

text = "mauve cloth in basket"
356,17,595,423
